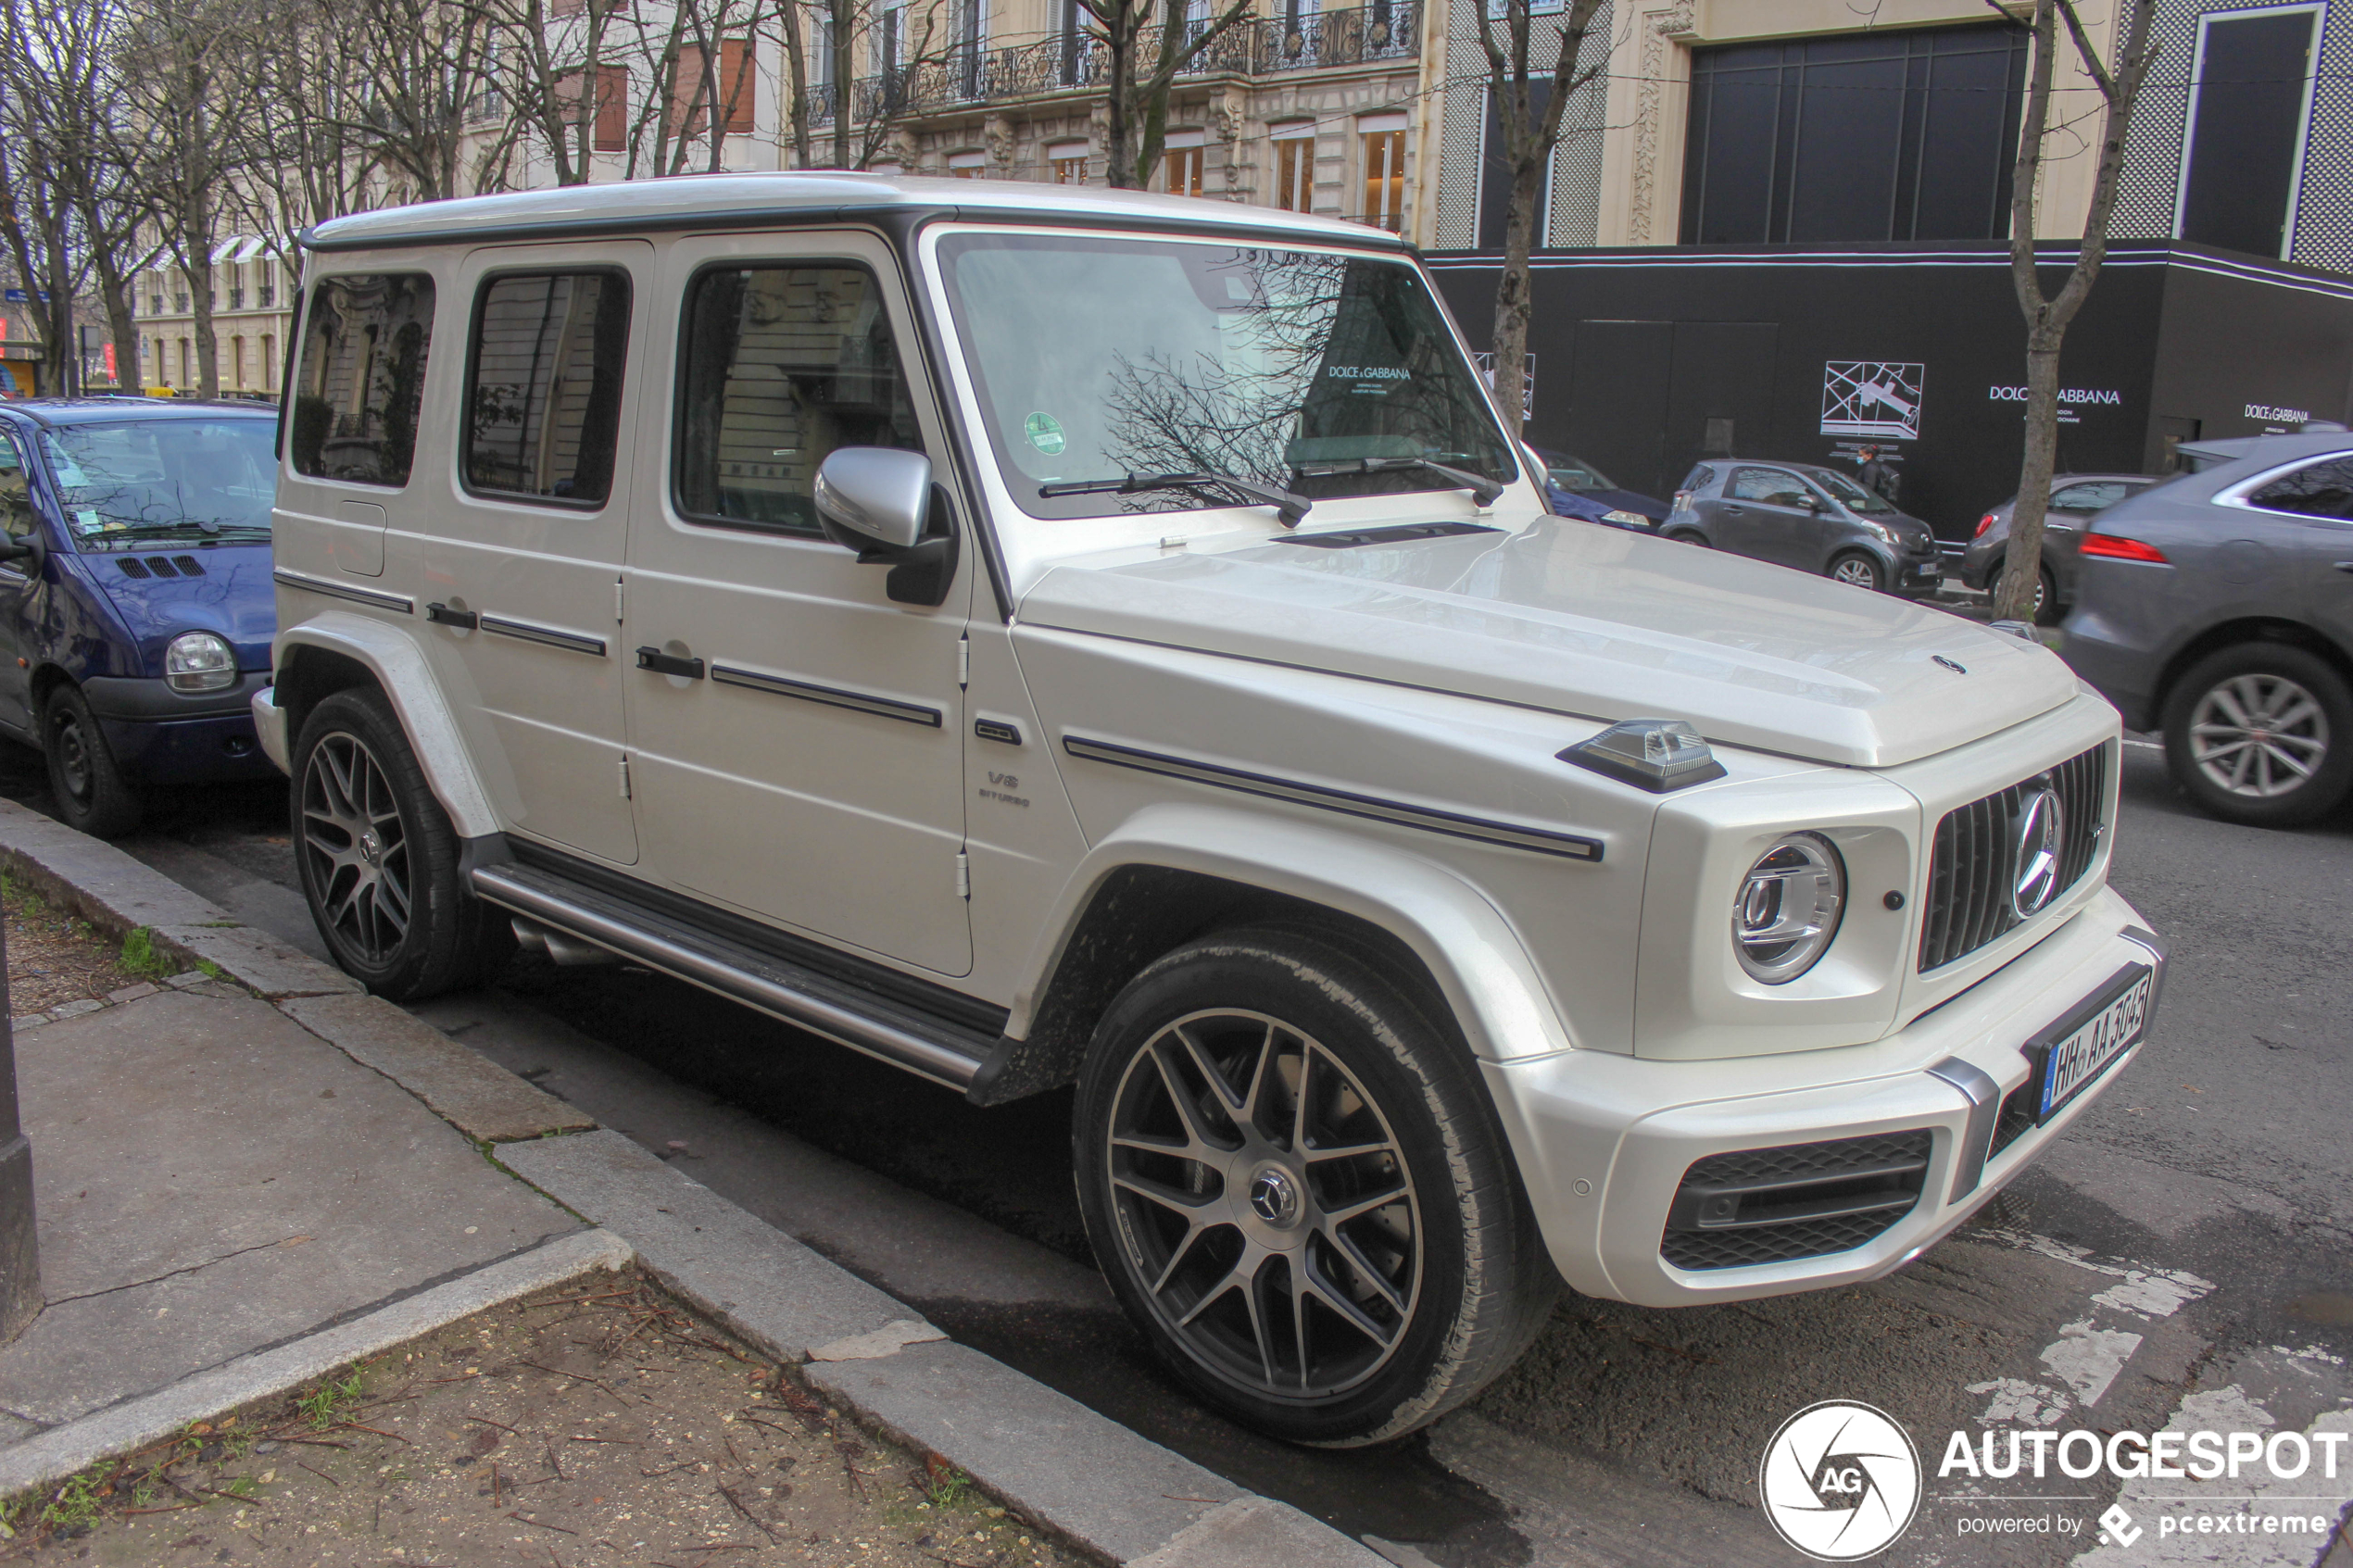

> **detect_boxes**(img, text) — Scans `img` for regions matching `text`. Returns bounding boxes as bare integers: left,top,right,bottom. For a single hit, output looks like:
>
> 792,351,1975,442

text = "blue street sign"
1,288,48,303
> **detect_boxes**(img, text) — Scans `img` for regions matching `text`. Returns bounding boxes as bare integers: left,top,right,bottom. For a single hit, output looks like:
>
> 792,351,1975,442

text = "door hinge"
957,634,970,690
615,580,625,622
955,849,970,900
618,757,632,799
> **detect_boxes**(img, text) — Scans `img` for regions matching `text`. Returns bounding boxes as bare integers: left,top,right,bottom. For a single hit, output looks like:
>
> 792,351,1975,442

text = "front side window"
463,270,632,507
937,232,1515,520
291,273,437,488
2246,457,2353,519
1544,454,1613,492
0,432,29,540
673,264,923,533
37,420,276,546
1810,468,1893,513
1730,468,1806,506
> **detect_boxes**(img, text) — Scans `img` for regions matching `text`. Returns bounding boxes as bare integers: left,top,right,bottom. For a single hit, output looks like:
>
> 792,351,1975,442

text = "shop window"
1271,124,1314,210
463,270,632,507
289,273,436,488
2177,6,2317,258
1680,22,2030,244
949,150,988,179
1359,114,1406,231
1164,132,1205,196
1047,140,1088,182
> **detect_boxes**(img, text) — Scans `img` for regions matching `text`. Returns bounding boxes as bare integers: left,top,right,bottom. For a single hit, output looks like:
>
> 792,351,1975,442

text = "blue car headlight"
165,631,238,694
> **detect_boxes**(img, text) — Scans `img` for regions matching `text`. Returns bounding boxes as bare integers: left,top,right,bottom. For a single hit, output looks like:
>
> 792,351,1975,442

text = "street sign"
1,288,48,304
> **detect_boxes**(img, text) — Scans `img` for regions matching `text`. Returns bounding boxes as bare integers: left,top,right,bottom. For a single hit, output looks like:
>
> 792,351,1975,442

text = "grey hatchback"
1959,474,2158,624
1664,459,1944,596
2062,433,2353,826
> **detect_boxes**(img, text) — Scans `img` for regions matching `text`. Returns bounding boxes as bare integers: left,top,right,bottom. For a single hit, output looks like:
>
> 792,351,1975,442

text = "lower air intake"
1660,1131,1934,1271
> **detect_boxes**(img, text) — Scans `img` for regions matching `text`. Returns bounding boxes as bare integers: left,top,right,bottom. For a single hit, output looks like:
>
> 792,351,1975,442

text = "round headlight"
1732,833,1846,984
1602,508,1652,527
165,631,238,693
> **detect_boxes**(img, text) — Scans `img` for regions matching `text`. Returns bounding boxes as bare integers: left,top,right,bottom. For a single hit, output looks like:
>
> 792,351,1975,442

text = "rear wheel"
1828,552,1885,592
293,688,512,997
1074,927,1557,1447
2162,645,2353,827
42,684,143,839
2032,567,2061,626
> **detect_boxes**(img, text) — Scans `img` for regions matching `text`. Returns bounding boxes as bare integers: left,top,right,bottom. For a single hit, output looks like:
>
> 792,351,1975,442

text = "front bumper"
83,673,276,785
1893,550,1945,596
252,684,290,774
1487,884,2160,1307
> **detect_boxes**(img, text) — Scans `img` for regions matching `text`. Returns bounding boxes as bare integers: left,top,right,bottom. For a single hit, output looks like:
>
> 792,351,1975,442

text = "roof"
304,171,1416,255
0,397,276,427
2179,431,2353,469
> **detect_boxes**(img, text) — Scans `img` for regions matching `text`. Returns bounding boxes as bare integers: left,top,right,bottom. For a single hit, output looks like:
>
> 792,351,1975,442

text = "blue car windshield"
38,420,275,546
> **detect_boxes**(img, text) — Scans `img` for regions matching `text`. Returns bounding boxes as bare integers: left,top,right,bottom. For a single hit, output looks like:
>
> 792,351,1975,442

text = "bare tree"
1989,0,2159,625
1474,0,1606,431
497,0,631,186
233,0,386,258
1076,0,1253,187
332,0,515,202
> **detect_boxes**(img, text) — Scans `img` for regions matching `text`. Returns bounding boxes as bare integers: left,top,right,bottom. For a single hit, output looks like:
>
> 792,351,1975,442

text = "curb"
0,1228,631,1499
0,801,1392,1568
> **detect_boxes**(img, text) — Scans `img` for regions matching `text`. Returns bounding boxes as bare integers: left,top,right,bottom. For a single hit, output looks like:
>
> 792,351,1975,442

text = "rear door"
620,229,974,977
413,243,648,865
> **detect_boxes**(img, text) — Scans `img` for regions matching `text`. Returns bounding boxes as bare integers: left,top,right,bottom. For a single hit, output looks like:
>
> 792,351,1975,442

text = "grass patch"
119,927,178,981
39,1469,107,1531
295,1366,367,1429
923,1461,975,1511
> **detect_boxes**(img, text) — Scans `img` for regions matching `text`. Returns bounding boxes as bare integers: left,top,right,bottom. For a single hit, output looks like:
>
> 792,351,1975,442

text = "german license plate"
2032,965,2154,1122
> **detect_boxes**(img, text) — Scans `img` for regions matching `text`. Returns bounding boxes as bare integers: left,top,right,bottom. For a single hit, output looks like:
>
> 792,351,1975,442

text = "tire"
1827,552,1885,592
2161,644,2353,828
1073,926,1559,1447
2032,567,2062,627
1666,530,1709,547
42,684,143,838
292,687,513,998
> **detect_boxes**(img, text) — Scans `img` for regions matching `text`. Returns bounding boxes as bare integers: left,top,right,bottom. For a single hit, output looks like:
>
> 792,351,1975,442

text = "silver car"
1959,474,2158,624
1664,459,1944,596
2062,433,2353,826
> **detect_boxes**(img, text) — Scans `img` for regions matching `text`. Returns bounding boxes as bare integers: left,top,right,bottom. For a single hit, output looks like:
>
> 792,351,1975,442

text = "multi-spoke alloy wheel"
1829,553,1884,591
1076,928,1559,1447
1105,1009,1420,1400
291,688,513,998
300,731,413,966
2163,646,2353,828
2186,673,2329,799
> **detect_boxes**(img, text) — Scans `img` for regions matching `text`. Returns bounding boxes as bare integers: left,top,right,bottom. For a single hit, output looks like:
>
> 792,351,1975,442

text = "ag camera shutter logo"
1760,1400,1923,1560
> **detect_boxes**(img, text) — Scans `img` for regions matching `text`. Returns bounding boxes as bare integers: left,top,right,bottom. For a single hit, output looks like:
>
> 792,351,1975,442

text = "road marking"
1967,1234,2213,1423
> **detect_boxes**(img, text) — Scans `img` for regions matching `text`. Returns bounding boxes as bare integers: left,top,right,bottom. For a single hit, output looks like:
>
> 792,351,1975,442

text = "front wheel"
2161,645,2353,827
293,688,512,998
42,684,143,838
1073,928,1558,1447
1828,551,1886,592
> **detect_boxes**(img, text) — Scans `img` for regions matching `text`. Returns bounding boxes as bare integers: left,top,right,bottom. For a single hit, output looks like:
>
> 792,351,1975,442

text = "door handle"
635,646,706,679
425,602,478,629
1724,504,1746,513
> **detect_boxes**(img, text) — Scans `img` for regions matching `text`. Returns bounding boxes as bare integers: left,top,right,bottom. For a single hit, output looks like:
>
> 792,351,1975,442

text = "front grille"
1918,744,2107,972
1660,1131,1933,1272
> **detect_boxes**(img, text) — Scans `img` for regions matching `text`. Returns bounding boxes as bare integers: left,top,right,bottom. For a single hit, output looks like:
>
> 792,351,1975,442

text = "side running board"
471,862,996,1091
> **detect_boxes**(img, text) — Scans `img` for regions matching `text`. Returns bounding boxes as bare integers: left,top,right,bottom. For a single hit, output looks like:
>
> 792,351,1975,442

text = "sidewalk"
0,800,1390,1568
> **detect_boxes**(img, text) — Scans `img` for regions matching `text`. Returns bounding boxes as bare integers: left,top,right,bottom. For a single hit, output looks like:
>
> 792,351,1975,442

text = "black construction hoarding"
1426,241,2353,543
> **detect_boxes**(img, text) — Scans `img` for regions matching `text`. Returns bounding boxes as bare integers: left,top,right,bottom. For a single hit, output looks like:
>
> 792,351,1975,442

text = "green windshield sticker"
1024,412,1066,456
73,508,104,533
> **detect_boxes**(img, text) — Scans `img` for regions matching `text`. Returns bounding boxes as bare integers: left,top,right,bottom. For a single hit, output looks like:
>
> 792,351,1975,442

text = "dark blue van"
0,399,278,837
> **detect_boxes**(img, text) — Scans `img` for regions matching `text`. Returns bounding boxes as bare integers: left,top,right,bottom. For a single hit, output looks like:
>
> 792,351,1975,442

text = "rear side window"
462,270,632,507
1681,464,1717,491
2246,457,2353,518
2050,481,2133,512
673,263,923,533
291,273,436,488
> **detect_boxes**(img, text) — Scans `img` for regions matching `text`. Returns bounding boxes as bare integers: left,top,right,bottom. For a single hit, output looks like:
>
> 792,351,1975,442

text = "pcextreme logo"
1759,1401,1923,1561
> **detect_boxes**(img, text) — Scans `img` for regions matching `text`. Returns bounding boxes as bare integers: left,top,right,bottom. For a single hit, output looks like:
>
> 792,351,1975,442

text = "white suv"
257,175,2163,1447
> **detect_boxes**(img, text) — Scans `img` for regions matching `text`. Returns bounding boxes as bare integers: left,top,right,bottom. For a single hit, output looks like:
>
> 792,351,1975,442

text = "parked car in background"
0,399,279,836
2063,433,2353,826
1959,474,2160,624
1526,445,1669,530
1663,459,1944,596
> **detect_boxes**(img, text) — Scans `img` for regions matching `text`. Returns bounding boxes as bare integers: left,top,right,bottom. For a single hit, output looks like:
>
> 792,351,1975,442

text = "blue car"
0,399,278,836
1525,445,1672,531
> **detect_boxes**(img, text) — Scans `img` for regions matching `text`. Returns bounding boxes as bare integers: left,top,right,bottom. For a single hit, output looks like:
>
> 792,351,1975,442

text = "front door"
1718,466,1817,569
622,230,973,977
0,431,36,732
414,242,648,865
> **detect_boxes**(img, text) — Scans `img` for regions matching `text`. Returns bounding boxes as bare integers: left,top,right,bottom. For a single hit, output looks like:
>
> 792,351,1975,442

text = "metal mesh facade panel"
1435,0,1613,249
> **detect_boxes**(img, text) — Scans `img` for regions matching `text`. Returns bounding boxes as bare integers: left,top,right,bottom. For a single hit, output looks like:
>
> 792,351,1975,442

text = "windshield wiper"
1038,471,1312,528
1294,456,1506,508
100,521,270,538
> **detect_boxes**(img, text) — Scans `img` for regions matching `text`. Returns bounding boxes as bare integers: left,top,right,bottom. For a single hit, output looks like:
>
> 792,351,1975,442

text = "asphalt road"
5,735,2347,1568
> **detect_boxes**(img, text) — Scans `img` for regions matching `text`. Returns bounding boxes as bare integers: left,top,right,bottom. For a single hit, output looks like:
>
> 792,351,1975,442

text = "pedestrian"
1856,445,1895,500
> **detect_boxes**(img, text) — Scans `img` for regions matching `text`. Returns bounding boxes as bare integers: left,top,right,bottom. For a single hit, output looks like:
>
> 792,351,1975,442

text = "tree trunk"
777,0,812,168
1487,151,1543,431
1996,324,2064,622
1102,17,1135,187
828,0,851,169
185,223,219,400
94,260,140,395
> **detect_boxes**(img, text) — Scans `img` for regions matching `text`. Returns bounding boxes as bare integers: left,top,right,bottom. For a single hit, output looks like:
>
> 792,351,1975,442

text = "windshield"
937,232,1516,520
38,420,275,546
1811,469,1894,513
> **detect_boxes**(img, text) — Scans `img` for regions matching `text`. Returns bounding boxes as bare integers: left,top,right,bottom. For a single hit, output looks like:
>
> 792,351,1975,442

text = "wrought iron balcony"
807,4,1416,127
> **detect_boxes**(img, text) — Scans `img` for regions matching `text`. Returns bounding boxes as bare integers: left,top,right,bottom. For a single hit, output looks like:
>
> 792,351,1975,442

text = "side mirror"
0,528,43,572
812,447,959,608
815,447,932,554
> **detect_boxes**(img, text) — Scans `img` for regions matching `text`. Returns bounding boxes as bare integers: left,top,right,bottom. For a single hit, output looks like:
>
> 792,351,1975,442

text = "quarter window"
2246,457,2353,518
462,270,633,507
673,264,922,533
291,273,437,488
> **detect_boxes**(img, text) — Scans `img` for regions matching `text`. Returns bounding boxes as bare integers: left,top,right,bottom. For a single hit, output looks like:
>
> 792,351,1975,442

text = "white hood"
1019,519,2080,768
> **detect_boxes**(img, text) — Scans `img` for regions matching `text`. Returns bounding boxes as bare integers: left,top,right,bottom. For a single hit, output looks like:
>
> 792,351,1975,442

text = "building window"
1271,123,1314,211
177,338,190,384
231,336,245,388
1680,22,2029,245
1047,139,1088,182
948,150,988,179
2176,6,2319,258
1359,113,1406,231
1164,130,1205,196
261,333,275,391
